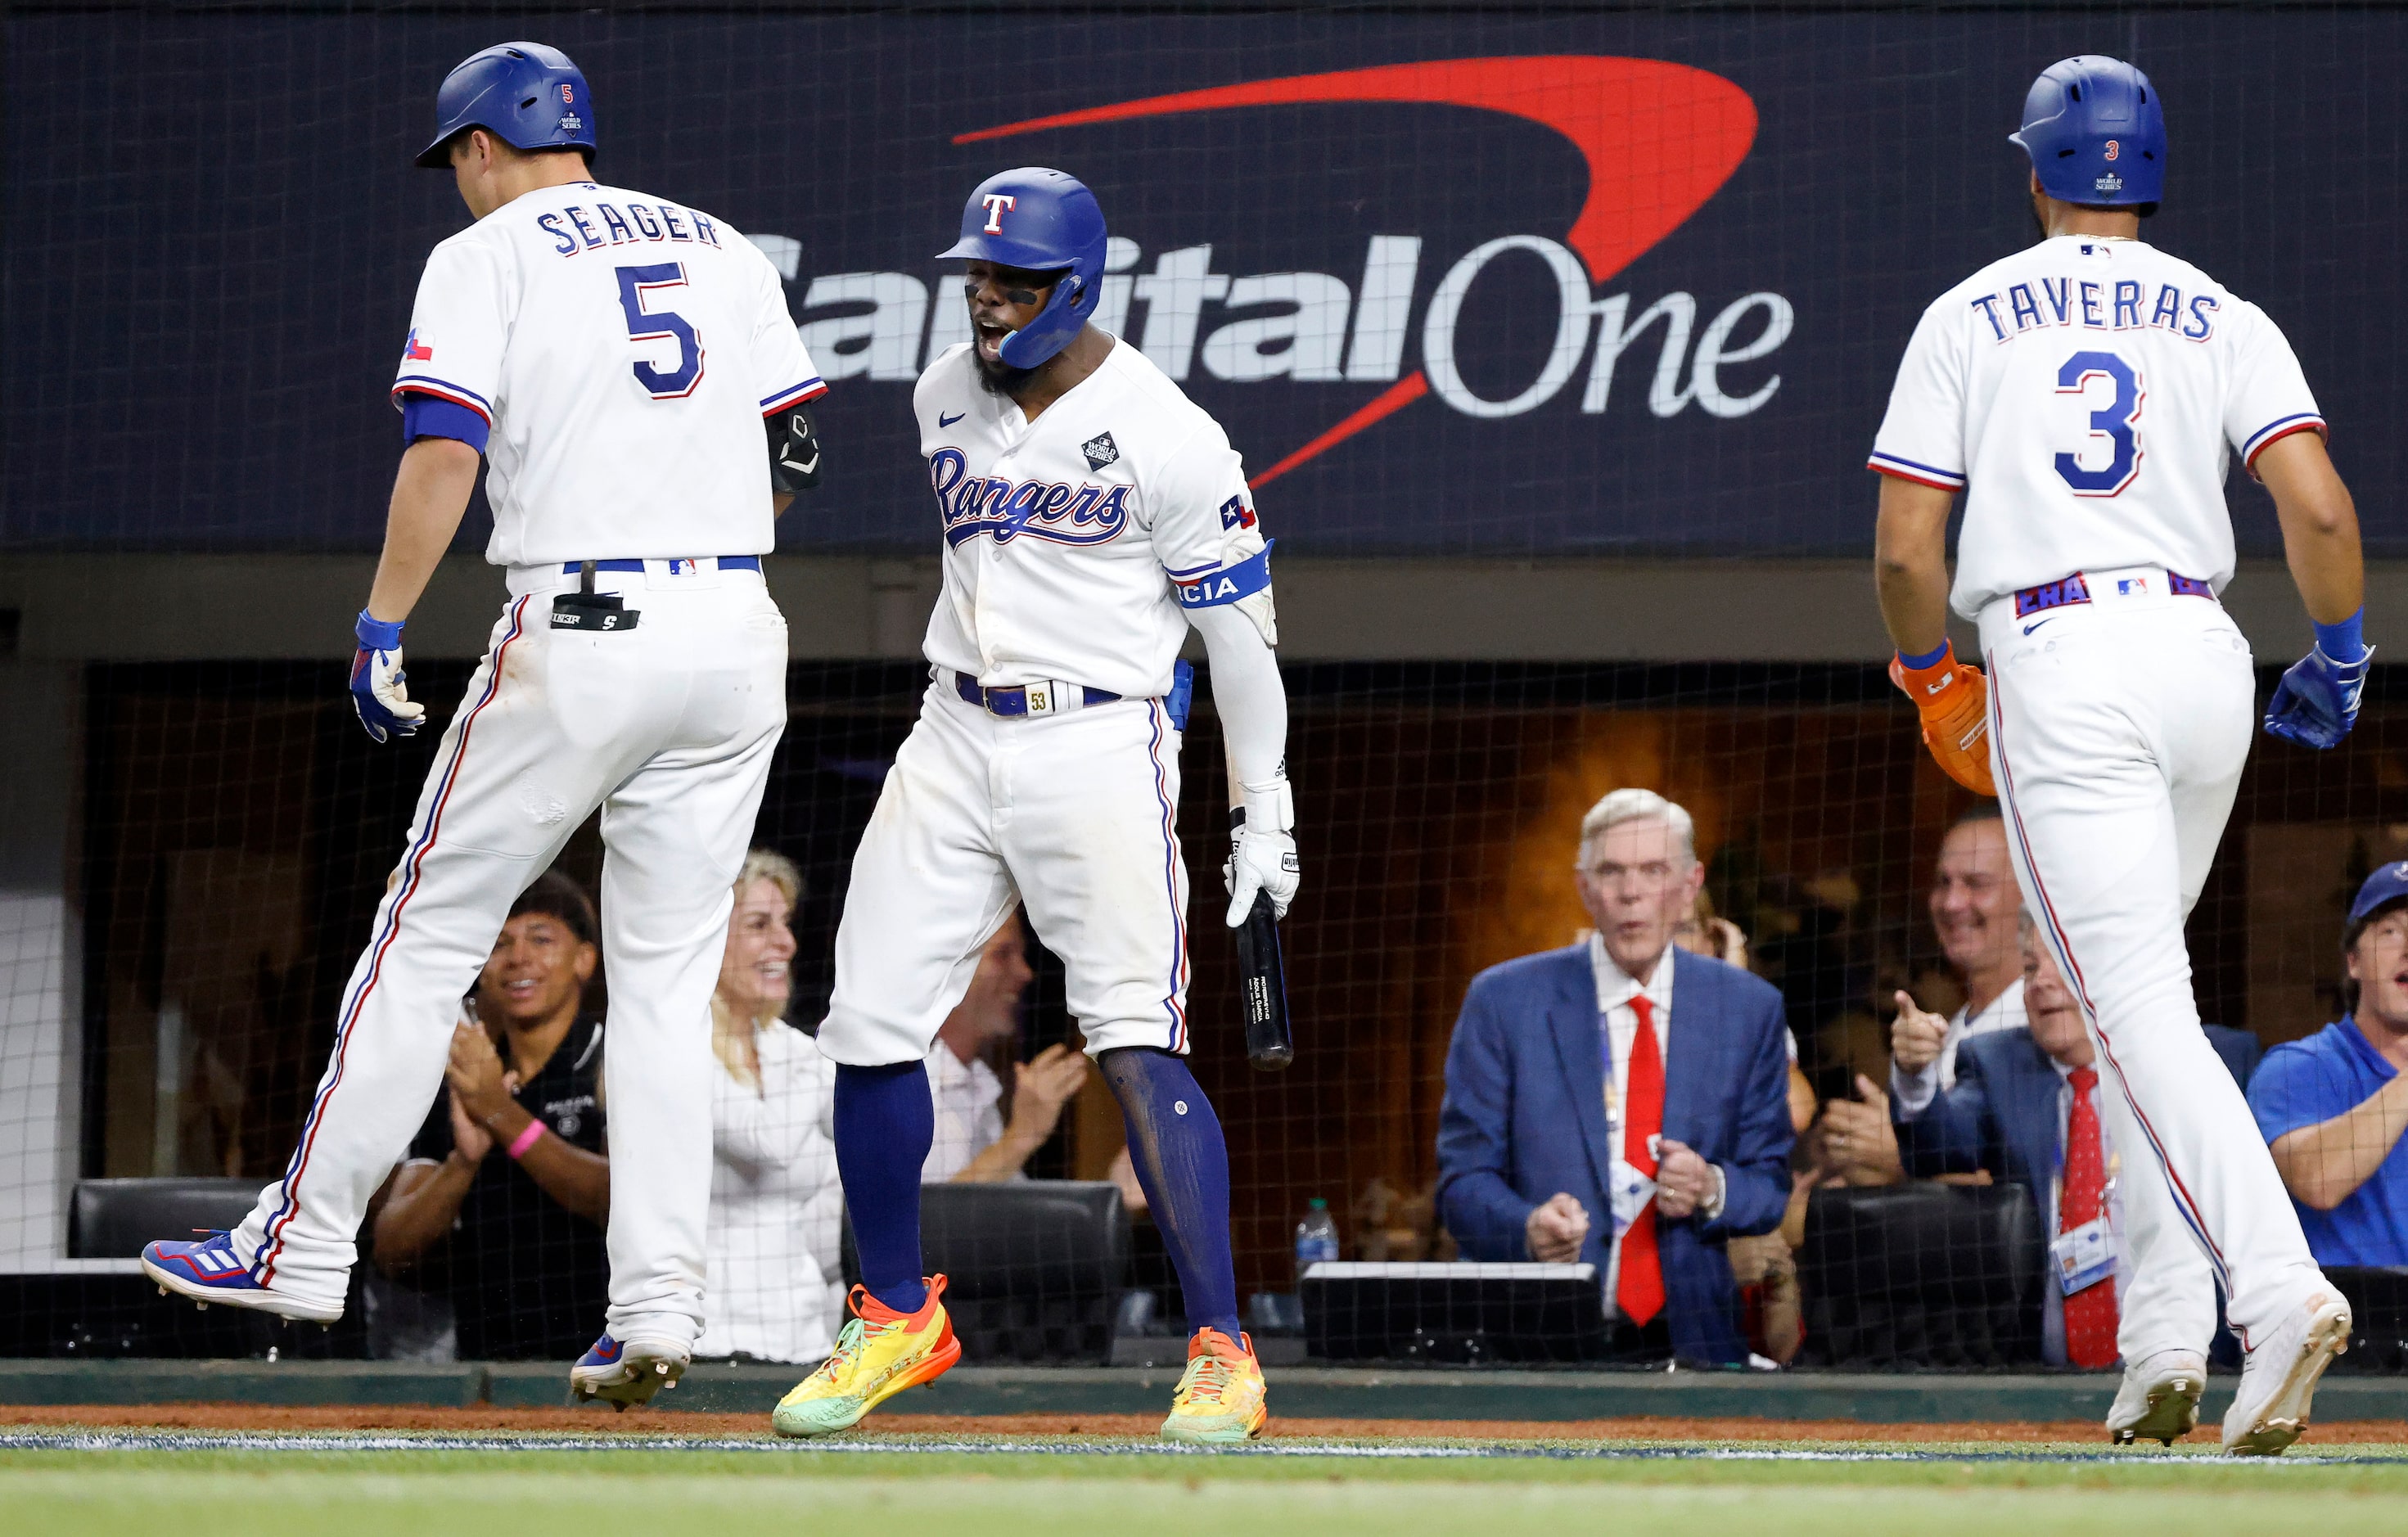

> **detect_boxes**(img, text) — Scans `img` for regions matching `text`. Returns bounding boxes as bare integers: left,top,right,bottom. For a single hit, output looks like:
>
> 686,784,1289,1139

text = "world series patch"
1081,431,1120,471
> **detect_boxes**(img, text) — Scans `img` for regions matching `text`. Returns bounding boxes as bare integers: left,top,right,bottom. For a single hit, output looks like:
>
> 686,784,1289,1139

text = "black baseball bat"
1234,890,1293,1071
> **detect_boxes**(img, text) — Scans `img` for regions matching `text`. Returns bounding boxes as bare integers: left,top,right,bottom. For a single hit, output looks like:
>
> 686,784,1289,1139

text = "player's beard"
972,348,1042,398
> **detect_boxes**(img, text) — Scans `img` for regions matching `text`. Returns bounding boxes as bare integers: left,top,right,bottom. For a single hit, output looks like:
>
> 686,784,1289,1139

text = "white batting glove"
1223,781,1300,926
349,611,426,744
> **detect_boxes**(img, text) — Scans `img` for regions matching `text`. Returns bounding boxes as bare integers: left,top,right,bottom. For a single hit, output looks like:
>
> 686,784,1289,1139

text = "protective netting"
5,3,2406,1375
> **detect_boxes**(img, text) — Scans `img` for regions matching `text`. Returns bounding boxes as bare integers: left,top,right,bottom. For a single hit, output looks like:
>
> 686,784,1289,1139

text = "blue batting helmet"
416,42,595,169
2010,56,2165,210
939,169,1108,368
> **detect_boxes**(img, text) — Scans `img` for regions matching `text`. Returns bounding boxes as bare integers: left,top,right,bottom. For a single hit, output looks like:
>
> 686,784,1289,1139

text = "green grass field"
11,1436,2408,1536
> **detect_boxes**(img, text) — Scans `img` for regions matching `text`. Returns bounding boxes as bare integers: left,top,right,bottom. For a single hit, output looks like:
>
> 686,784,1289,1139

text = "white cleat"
2106,1350,2206,1445
569,1334,692,1412
2223,1291,2352,1455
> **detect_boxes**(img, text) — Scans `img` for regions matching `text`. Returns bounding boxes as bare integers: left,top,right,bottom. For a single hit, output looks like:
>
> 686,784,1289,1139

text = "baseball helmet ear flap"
939,167,1109,368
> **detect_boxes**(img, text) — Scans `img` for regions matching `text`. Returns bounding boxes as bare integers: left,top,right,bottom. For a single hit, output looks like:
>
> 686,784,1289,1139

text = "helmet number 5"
2053,350,2143,496
616,264,706,399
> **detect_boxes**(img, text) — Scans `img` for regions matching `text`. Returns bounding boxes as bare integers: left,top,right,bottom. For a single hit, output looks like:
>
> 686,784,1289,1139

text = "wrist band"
355,610,405,651
503,1120,545,1161
2313,607,2368,665
1896,638,1951,671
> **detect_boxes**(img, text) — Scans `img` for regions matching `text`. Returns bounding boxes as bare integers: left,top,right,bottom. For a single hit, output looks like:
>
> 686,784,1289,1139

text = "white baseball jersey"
913,339,1267,699
1869,235,2324,617
394,178,825,566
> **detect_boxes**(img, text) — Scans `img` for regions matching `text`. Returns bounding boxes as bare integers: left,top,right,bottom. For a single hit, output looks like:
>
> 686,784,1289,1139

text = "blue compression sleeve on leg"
833,1061,933,1314
1099,1048,1242,1341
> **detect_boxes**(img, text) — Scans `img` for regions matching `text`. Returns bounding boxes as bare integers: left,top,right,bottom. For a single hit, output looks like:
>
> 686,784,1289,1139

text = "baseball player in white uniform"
1872,57,2367,1454
139,43,827,1408
772,169,1296,1445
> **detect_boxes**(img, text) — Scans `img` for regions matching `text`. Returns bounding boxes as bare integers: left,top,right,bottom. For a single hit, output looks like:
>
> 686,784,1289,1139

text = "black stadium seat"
70,1178,261,1260
1794,1182,2044,1368
851,1181,1131,1365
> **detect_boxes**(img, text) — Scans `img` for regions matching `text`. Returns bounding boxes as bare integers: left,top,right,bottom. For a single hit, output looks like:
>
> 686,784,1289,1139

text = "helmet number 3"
616,264,706,399
2053,349,2143,496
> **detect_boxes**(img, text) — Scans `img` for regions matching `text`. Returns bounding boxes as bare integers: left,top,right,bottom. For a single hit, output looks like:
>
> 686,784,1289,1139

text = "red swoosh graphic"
958,56,1757,485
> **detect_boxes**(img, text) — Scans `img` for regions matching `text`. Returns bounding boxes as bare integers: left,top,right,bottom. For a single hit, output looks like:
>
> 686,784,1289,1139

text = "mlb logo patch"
667,557,699,576
2117,575,2151,597
1081,432,1120,471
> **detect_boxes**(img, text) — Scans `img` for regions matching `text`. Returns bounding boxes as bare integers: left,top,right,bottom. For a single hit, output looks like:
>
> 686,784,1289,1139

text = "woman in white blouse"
694,850,843,1363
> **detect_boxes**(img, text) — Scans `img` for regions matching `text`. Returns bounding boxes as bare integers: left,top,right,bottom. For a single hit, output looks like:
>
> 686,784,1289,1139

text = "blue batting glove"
349,610,426,743
2264,643,2372,750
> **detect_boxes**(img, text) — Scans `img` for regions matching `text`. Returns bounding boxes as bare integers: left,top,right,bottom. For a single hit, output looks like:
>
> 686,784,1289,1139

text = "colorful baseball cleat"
139,1231,343,1323
1159,1327,1268,1445
771,1277,962,1438
2106,1349,2206,1445
570,1333,691,1410
2223,1291,2352,1455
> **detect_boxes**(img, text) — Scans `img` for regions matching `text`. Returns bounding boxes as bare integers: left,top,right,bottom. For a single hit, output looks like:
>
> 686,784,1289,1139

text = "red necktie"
2062,1065,2119,1368
1616,994,1666,1326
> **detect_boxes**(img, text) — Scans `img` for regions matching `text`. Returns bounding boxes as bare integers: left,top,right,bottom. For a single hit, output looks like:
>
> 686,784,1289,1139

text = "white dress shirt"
922,1040,1008,1183
697,1025,843,1363
1586,937,1725,1318
1891,976,2028,1116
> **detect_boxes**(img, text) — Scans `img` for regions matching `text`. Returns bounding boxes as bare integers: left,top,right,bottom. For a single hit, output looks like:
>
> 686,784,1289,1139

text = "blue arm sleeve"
399,392,490,453
1434,976,1538,1260
1697,987,1797,1239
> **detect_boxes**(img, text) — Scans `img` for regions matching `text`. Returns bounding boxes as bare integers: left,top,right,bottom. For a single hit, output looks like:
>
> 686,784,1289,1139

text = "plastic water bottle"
1295,1197,1340,1282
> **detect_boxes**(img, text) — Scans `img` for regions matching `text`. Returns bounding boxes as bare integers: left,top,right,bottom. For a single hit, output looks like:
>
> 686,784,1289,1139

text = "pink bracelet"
503,1120,546,1161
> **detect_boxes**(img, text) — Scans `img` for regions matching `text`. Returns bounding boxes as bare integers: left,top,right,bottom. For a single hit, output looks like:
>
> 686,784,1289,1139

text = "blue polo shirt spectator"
2247,863,2408,1265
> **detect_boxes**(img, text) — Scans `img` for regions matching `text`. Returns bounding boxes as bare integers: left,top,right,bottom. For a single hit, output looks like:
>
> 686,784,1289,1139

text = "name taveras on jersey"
789,235,1793,423
1970,273,2220,345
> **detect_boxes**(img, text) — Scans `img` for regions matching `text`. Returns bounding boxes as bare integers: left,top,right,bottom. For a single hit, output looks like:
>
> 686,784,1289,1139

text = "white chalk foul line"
0,1431,2399,1466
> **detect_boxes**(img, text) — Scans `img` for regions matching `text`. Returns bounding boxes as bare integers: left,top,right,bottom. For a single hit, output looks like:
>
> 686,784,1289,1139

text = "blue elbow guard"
1174,539,1274,609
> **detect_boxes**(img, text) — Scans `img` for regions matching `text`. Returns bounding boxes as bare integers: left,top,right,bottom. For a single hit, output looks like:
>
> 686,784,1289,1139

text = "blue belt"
560,556,762,575
954,672,1119,716
2013,569,2212,619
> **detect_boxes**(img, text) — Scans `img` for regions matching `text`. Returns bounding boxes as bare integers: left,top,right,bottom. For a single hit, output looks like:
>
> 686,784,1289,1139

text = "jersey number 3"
2053,350,2144,497
616,264,706,399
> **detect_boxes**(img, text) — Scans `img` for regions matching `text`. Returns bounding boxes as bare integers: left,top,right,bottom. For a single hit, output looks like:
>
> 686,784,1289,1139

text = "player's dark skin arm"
364,436,480,624
1873,475,1956,658
2256,431,2365,626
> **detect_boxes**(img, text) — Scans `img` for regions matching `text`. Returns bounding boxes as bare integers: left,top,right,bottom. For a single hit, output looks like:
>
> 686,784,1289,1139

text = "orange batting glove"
1890,642,1995,796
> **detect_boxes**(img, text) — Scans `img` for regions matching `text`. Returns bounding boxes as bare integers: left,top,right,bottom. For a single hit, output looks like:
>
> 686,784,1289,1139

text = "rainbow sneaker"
771,1276,962,1438
1160,1327,1268,1445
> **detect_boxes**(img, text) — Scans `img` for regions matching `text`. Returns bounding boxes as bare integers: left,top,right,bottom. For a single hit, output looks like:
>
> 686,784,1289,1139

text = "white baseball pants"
819,678,1193,1066
1982,568,2327,1350
235,563,787,1348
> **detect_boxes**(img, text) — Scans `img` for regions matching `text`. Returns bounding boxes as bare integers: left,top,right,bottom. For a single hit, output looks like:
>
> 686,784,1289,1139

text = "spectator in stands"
2250,863,2408,1264
1896,911,2260,1368
1436,789,1796,1364
697,850,843,1364
1825,805,2030,1183
372,872,611,1360
922,913,1090,1183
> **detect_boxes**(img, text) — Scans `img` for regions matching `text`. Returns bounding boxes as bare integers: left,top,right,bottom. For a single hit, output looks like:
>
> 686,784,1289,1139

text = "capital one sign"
794,57,1788,486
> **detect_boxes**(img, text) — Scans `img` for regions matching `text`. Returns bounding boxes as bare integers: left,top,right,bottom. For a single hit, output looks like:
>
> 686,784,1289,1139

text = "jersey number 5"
2053,350,2144,497
616,264,706,399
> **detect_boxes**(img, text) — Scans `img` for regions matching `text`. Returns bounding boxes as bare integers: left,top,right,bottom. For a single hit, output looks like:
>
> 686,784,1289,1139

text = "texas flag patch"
403,329,433,363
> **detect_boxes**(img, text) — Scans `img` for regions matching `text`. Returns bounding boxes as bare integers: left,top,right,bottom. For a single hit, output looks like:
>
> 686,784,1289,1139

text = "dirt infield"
8,1402,2408,1445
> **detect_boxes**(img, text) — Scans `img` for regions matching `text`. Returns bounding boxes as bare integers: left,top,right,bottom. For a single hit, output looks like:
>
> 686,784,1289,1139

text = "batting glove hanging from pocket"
349,610,426,744
1890,642,1995,797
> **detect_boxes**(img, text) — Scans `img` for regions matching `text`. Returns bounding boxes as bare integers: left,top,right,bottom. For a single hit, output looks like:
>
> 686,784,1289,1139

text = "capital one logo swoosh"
958,56,1757,485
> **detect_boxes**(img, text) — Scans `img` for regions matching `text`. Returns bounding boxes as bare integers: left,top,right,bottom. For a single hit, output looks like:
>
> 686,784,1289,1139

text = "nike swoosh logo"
2022,619,2055,636
939,412,965,428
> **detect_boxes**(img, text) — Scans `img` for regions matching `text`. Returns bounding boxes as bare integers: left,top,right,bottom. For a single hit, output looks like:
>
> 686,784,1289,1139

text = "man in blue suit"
1437,790,1795,1365
1898,911,2260,1440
